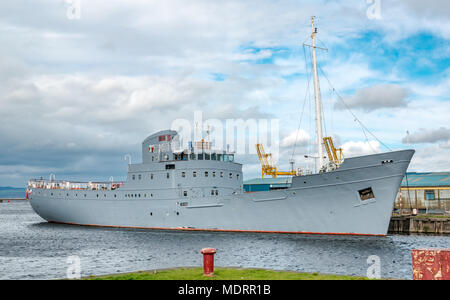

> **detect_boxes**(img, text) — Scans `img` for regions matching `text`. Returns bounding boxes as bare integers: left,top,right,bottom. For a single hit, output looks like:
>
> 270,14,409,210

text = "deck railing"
27,179,123,191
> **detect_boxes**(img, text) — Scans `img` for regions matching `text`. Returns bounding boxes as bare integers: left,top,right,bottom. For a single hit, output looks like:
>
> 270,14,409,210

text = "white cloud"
281,129,310,148
341,140,380,158
402,127,450,144
335,84,409,112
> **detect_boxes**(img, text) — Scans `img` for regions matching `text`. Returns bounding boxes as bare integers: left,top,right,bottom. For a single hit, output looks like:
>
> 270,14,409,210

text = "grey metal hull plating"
29,150,414,236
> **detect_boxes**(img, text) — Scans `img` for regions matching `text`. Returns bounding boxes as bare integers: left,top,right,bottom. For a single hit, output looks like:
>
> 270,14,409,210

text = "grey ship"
27,18,414,236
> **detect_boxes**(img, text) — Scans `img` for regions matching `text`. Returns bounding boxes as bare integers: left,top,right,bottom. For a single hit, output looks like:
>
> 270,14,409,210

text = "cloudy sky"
1,0,449,187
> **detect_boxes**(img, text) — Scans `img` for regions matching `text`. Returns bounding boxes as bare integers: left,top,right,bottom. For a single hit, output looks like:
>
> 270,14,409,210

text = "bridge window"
205,171,209,177
193,171,197,177
138,174,142,180
182,172,186,178
167,173,170,179
183,191,188,197
150,173,154,180
229,173,233,179
220,172,224,178
213,172,216,177
237,174,240,180
132,175,136,180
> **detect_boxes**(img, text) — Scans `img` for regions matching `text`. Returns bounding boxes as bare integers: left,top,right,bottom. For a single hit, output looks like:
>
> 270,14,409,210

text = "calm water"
0,201,448,280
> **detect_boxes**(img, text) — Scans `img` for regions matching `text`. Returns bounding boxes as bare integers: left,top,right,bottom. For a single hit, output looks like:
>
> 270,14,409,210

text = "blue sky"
0,0,449,187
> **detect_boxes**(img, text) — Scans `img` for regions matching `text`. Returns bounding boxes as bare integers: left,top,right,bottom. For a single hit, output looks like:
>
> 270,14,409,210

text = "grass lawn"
85,267,370,280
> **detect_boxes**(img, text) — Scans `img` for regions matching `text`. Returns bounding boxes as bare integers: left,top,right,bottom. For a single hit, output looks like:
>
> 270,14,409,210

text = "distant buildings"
396,172,450,215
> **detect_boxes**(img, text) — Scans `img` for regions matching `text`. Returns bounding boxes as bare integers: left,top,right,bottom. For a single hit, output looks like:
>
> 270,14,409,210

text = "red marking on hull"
47,221,386,237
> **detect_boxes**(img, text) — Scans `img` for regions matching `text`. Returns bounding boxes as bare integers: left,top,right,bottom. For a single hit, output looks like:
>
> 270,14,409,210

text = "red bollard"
412,249,450,280
201,248,216,277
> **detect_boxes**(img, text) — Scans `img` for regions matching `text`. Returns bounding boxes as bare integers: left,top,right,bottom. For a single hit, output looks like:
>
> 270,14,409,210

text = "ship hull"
29,150,414,236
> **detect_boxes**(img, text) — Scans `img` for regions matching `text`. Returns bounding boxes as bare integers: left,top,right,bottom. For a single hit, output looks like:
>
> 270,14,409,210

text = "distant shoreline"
0,187,26,199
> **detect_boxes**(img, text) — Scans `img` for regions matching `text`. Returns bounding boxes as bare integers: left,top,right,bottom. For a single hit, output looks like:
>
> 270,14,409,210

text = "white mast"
311,16,324,171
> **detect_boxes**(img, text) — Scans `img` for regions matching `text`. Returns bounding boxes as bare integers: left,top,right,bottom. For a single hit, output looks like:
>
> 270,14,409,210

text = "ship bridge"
124,130,243,198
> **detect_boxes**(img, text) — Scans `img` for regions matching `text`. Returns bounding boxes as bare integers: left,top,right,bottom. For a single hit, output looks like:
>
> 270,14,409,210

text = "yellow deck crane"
256,144,297,178
323,137,344,165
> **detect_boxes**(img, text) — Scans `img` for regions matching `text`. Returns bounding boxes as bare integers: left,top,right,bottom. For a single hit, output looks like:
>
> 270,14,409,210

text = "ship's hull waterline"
29,150,414,236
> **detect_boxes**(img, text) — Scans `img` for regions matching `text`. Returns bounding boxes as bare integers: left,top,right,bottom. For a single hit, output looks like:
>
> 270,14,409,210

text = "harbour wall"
389,216,450,234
